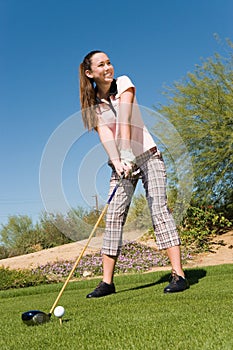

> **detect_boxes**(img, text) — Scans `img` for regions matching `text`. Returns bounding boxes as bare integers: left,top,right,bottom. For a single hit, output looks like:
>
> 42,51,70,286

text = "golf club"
21,174,124,326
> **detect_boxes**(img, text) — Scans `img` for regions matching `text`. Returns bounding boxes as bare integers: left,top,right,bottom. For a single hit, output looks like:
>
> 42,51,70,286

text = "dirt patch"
183,230,233,268
0,230,232,271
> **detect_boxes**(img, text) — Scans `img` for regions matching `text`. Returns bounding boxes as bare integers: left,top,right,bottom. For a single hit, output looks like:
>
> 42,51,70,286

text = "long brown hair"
79,50,103,130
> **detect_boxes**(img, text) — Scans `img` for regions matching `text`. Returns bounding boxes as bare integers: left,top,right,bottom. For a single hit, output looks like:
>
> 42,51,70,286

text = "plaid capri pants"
102,148,181,256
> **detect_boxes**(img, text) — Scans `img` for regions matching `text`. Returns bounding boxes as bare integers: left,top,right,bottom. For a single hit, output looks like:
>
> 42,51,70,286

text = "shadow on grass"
117,268,207,294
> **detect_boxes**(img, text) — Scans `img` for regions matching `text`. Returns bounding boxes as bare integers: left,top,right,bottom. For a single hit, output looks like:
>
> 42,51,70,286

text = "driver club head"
22,310,51,326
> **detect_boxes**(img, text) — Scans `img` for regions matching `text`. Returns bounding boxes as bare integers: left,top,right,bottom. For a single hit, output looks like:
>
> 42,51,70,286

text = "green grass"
0,265,232,350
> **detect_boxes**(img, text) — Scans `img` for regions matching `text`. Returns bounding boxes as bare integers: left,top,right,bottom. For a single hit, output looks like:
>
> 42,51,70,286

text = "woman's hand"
112,158,133,178
111,159,125,177
120,148,135,177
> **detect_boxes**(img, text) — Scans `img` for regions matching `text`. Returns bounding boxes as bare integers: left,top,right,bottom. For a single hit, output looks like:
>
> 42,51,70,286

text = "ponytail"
79,50,103,130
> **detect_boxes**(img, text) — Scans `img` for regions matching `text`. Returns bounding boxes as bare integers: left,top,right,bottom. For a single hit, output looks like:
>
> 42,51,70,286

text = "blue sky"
0,0,232,225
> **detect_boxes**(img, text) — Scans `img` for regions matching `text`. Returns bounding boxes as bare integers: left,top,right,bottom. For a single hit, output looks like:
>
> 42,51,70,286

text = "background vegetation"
157,37,233,218
0,198,232,260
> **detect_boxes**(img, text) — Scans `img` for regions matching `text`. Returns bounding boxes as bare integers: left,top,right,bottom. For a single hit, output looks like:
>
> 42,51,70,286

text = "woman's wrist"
111,159,125,176
120,148,135,166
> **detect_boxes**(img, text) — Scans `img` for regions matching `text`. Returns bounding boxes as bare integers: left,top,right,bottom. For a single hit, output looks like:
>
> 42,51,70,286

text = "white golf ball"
54,306,65,318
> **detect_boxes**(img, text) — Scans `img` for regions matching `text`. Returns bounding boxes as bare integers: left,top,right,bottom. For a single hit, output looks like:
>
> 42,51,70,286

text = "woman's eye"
98,61,112,67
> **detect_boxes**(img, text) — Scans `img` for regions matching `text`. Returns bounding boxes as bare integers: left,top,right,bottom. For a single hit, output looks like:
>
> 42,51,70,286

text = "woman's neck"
96,83,111,100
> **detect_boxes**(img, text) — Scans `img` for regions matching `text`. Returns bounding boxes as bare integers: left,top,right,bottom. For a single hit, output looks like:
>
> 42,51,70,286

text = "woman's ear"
85,70,93,79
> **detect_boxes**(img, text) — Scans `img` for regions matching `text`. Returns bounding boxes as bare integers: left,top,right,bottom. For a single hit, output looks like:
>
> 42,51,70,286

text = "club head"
22,310,51,326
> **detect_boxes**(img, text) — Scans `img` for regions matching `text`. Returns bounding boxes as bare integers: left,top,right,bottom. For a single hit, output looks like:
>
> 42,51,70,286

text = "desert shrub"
0,245,9,260
179,205,232,251
0,266,48,290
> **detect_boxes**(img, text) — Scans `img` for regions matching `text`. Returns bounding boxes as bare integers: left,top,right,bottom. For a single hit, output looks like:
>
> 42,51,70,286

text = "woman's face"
85,52,114,85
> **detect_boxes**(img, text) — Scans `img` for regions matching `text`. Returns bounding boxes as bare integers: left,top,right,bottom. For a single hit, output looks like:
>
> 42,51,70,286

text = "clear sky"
0,0,232,226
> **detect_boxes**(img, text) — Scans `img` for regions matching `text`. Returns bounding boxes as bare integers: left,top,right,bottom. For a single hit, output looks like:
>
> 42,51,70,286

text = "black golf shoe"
164,271,189,293
86,281,116,298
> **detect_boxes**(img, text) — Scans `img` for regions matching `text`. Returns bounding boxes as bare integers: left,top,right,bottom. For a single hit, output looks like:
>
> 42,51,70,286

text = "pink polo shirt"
97,75,156,158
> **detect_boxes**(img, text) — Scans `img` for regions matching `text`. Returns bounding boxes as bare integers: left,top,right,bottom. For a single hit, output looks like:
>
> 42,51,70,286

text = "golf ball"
54,306,65,318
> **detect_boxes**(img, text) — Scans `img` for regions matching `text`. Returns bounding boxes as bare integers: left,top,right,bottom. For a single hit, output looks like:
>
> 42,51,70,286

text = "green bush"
0,245,9,259
0,266,48,290
179,205,233,251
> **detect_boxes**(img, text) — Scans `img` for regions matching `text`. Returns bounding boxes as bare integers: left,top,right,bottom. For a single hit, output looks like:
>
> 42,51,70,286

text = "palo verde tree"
156,38,233,218
0,215,40,257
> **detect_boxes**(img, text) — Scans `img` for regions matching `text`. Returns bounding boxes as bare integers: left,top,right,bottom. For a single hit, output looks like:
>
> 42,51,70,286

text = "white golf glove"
120,149,136,168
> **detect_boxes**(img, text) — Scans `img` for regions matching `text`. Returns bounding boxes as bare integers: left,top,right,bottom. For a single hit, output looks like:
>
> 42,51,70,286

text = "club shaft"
49,175,124,315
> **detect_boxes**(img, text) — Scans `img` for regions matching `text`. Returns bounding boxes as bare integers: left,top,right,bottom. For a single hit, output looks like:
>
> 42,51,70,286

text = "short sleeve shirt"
97,75,156,157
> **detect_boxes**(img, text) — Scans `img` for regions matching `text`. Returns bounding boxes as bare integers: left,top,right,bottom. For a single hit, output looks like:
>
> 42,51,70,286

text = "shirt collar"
95,79,117,104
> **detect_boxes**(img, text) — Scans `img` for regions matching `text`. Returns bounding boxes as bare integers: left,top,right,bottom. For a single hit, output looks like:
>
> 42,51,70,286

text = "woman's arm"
118,87,136,174
118,87,135,150
97,87,135,177
96,124,125,176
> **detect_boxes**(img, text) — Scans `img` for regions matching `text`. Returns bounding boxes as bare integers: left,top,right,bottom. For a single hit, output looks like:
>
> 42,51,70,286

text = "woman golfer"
79,50,189,297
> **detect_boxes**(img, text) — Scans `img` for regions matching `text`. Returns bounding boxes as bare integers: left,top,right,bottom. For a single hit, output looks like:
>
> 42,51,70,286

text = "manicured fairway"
0,265,232,350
